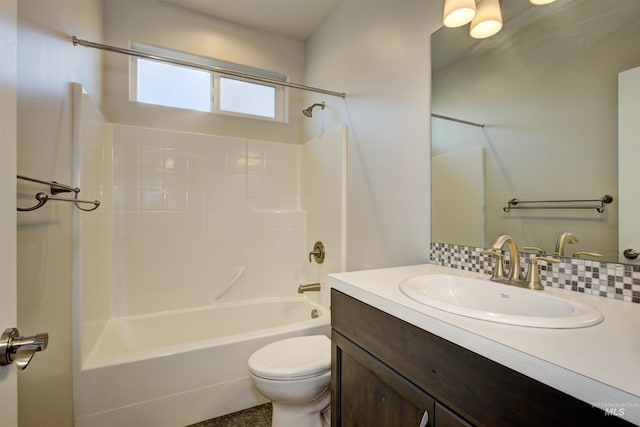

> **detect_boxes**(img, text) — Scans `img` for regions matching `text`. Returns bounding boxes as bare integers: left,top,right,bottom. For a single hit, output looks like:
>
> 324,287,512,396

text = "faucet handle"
523,246,545,255
525,257,560,290
481,249,506,280
308,241,325,264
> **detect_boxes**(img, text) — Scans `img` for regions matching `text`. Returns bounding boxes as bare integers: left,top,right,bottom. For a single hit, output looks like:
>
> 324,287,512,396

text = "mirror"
431,0,640,262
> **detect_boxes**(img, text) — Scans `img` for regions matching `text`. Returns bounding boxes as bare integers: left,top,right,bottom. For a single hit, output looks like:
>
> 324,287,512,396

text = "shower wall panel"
111,125,306,316
301,126,348,309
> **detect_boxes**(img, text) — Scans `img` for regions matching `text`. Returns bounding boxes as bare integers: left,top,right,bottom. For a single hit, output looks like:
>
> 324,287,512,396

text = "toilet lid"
248,335,331,380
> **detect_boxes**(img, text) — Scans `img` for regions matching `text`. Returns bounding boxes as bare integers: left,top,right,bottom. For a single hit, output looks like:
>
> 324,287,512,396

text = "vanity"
328,264,640,426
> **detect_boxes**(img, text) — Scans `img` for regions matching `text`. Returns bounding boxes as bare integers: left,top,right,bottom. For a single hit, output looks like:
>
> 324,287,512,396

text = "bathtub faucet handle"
309,241,325,264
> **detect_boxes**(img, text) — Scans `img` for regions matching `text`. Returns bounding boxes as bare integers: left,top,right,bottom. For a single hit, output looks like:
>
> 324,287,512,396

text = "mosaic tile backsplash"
430,243,640,304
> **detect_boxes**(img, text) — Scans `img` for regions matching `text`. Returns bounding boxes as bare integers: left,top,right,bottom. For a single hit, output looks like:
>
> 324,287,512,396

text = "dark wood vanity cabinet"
331,290,631,427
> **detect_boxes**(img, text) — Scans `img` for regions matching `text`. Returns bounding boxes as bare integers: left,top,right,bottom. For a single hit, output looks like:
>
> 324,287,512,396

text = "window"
130,42,287,121
218,77,276,118
136,59,211,112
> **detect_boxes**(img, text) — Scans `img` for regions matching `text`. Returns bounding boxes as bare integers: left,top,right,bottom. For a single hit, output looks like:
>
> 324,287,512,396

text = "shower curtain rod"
431,113,485,128
72,36,347,99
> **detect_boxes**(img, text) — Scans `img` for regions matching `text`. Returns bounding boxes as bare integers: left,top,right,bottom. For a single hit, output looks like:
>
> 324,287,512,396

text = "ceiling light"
443,0,477,28
469,0,503,39
529,0,557,4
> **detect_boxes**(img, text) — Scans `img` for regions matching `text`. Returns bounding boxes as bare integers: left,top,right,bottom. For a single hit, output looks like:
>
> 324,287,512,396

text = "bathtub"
74,296,330,427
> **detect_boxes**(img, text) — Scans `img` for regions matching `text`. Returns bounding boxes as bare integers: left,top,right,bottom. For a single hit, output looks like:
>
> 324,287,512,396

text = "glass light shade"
469,0,503,39
443,0,477,28
530,0,557,4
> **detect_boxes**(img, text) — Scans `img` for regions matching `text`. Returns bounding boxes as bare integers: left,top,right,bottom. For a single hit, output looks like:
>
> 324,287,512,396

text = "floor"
187,404,272,427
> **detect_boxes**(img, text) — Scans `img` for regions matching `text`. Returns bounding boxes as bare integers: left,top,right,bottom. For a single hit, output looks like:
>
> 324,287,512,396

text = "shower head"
302,101,326,117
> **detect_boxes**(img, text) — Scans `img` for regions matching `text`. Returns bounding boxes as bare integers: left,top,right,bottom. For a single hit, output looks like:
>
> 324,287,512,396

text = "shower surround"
110,125,307,315
71,84,345,425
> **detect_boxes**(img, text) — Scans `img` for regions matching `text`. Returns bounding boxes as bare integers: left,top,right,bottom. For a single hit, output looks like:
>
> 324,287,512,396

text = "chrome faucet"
487,234,522,282
483,235,560,290
554,232,577,256
525,256,560,290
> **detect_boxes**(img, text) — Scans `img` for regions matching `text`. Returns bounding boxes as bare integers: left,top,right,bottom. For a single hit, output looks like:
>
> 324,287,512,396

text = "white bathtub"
74,297,330,427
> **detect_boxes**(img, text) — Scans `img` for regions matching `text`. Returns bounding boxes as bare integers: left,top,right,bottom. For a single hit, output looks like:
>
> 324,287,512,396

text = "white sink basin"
399,274,603,328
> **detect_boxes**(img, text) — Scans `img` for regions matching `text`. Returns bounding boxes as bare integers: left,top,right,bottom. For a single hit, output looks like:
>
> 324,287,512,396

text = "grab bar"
17,174,100,212
210,266,246,302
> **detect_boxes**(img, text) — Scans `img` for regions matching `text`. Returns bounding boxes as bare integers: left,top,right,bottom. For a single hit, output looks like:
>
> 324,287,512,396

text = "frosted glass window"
136,59,211,112
219,77,276,118
131,42,286,121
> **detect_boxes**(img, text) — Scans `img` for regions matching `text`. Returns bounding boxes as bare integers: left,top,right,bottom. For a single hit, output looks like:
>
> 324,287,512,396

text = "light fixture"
443,0,556,39
443,0,477,28
469,0,503,39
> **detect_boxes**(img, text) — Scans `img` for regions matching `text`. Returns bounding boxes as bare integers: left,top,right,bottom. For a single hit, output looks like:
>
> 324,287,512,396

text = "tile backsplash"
430,242,640,304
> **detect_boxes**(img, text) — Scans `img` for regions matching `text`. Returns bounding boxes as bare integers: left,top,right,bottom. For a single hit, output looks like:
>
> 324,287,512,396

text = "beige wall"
16,0,103,425
0,0,17,424
103,0,305,144
304,0,442,270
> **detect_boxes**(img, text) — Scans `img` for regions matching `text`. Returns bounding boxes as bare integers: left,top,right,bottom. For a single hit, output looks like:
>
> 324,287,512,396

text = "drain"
311,309,319,319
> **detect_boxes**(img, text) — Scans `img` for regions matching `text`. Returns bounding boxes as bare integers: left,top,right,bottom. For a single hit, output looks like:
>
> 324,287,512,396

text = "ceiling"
159,0,340,41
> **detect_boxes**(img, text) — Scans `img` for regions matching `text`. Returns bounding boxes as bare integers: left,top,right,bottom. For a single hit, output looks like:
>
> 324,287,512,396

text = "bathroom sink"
399,274,603,328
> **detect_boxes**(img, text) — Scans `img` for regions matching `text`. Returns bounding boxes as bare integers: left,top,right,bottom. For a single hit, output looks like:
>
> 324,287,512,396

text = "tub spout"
298,283,321,293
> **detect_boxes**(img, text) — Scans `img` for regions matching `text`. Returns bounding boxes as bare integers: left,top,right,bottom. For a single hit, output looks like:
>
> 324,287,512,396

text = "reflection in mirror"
431,0,640,262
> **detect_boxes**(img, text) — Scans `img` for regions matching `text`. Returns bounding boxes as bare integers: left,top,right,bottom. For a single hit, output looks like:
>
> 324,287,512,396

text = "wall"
103,0,305,144
432,147,485,247
432,1,640,260
303,0,442,270
0,0,17,424
16,1,103,425
302,126,348,308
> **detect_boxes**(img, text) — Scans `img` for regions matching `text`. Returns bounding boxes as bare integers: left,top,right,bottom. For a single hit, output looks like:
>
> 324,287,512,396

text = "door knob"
623,248,640,260
0,328,48,370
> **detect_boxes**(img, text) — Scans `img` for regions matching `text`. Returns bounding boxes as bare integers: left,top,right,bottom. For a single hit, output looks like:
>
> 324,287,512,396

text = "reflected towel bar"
431,113,485,128
503,195,613,213
17,174,100,212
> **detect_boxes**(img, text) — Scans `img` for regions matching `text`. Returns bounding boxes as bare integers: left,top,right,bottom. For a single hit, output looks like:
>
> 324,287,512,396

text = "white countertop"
328,263,640,425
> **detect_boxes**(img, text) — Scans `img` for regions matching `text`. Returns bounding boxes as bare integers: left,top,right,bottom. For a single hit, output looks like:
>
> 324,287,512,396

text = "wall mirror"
431,0,640,263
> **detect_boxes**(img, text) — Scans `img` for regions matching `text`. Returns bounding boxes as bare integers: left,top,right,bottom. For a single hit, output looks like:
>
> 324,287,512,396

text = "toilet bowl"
248,335,331,427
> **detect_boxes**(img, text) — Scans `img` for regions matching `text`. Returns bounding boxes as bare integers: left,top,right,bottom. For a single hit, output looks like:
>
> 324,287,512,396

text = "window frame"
131,56,214,113
129,42,288,122
213,74,285,121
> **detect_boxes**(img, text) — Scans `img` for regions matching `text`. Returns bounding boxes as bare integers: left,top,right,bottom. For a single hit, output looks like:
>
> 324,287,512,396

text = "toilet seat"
248,335,330,380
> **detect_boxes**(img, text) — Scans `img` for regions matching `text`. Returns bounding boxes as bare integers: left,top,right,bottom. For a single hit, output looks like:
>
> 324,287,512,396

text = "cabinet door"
436,403,473,427
333,330,434,427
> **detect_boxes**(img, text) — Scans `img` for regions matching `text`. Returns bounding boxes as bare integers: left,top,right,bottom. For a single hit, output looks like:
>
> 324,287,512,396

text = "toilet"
248,335,331,427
